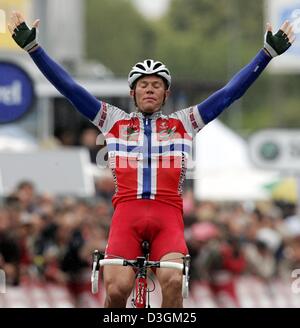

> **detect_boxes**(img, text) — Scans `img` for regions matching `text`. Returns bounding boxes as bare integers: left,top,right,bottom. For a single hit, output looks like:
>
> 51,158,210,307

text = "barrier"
0,276,299,308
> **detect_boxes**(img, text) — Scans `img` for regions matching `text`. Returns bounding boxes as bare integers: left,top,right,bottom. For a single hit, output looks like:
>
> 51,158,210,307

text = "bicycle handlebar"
91,251,191,298
98,258,184,271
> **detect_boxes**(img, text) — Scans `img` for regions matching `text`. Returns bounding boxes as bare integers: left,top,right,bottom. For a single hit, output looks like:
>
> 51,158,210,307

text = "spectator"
79,128,99,163
0,208,20,285
14,181,36,212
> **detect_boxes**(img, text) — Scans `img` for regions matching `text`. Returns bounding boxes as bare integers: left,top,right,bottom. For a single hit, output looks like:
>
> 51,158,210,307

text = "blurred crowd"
0,178,113,303
183,191,300,306
1,175,300,306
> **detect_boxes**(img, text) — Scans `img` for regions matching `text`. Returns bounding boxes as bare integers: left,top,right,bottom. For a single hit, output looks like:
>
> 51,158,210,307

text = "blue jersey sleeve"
29,47,100,121
197,49,272,124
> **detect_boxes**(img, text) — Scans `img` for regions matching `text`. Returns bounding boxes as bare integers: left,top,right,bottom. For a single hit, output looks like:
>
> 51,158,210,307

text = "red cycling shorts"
105,199,188,261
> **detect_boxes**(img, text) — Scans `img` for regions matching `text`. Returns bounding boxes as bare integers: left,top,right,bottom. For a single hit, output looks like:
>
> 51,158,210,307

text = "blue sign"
0,62,35,123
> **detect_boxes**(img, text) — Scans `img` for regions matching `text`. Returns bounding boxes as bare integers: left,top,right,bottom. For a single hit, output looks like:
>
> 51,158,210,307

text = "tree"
154,0,263,80
86,0,155,76
154,0,300,132
85,0,300,132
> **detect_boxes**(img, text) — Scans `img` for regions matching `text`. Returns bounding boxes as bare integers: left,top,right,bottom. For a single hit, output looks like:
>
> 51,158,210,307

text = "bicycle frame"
134,256,148,308
135,241,150,308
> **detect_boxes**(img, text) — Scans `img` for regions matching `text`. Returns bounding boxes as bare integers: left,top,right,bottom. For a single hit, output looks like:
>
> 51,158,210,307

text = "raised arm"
8,11,100,121
197,21,295,125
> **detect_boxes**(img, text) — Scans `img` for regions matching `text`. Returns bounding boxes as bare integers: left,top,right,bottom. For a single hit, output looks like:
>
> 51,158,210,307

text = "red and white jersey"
92,102,205,209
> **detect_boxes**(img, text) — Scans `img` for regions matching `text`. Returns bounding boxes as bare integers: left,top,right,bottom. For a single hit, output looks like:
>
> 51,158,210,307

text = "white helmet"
128,59,171,90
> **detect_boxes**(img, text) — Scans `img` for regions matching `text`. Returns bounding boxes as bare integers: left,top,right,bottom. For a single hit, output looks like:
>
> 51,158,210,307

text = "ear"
130,90,135,98
165,89,170,101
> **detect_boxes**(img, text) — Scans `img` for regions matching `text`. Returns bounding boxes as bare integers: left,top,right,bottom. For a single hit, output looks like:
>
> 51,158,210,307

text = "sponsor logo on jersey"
159,126,177,141
120,125,140,141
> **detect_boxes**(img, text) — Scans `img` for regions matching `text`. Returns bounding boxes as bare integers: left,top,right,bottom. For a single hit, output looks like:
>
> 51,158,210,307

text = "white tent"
0,126,96,197
0,125,38,152
193,120,278,201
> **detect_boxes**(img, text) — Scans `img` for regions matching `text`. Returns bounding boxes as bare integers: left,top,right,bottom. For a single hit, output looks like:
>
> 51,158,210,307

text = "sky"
131,0,171,19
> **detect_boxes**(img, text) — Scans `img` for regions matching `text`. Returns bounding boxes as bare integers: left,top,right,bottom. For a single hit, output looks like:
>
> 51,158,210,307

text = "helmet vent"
129,72,140,78
136,64,145,70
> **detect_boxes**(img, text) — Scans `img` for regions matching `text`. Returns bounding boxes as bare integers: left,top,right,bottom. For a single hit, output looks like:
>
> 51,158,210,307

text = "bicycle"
91,241,191,308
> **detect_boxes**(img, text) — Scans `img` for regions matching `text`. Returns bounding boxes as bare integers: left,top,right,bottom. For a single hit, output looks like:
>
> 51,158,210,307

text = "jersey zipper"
142,117,151,199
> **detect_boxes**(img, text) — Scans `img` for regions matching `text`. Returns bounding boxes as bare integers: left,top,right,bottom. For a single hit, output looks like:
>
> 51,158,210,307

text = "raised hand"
264,20,296,57
8,11,40,52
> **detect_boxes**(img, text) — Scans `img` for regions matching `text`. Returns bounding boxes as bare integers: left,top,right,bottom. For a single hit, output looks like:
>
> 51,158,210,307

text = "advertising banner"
0,62,34,123
0,0,32,50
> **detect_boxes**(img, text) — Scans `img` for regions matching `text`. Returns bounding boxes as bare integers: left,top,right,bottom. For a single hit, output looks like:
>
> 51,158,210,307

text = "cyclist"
8,11,295,307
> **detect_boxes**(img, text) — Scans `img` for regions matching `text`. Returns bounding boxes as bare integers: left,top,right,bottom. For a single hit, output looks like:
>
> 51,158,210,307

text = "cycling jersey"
29,47,271,210
92,103,204,209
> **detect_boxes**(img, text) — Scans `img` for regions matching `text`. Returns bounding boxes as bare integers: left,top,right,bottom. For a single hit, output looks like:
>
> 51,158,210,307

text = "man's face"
130,75,170,114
